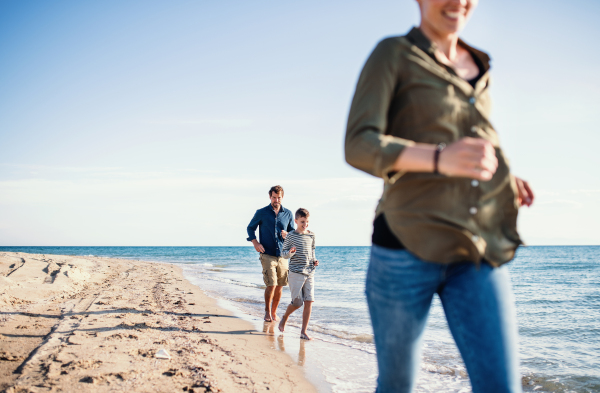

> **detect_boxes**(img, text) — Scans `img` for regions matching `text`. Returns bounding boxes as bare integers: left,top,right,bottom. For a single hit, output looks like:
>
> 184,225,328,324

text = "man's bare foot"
300,333,312,340
264,312,272,322
271,313,278,322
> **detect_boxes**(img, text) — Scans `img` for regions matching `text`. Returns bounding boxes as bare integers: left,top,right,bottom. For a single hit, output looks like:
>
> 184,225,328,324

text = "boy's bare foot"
300,333,312,340
264,312,272,322
278,319,286,333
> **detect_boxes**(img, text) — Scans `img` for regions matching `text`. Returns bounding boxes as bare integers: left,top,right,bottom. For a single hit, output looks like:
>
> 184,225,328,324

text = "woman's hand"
514,176,534,207
290,247,296,253
438,137,498,180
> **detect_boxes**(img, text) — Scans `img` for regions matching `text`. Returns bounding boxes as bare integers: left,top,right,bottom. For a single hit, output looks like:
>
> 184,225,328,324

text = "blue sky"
1,0,599,246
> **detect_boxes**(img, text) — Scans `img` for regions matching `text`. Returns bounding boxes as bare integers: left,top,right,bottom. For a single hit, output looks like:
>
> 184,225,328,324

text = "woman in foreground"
345,0,534,392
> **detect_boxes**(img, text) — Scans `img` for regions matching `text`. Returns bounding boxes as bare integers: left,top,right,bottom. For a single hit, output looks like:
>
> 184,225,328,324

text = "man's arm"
247,210,266,253
281,210,295,239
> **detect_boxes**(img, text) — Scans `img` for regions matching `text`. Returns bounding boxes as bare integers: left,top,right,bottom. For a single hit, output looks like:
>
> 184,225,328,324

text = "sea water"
1,246,598,393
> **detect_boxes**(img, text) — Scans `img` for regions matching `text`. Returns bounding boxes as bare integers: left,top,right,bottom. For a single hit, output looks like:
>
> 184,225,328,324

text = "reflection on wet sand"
262,321,307,366
298,339,306,366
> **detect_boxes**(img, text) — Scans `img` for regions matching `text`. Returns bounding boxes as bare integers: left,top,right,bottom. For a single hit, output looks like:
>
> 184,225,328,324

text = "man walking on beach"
247,185,295,322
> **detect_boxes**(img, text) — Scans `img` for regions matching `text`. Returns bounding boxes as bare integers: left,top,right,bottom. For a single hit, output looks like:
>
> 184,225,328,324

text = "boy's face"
295,216,309,232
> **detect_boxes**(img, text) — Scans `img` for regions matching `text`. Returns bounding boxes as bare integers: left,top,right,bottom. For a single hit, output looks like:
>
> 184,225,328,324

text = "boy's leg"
278,303,301,332
300,274,315,340
279,272,306,332
300,301,313,340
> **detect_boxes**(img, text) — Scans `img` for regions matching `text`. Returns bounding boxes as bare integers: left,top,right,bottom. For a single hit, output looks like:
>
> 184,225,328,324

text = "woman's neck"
418,23,459,61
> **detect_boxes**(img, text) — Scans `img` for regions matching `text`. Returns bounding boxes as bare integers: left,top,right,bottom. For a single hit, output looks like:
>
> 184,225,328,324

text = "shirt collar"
268,204,285,213
406,27,491,73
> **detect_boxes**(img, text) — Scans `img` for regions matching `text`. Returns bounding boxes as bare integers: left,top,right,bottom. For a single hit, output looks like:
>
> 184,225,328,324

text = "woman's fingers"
438,137,498,179
515,177,534,207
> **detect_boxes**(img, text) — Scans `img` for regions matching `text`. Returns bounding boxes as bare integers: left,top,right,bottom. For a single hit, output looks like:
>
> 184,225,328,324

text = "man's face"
295,216,309,232
270,192,283,209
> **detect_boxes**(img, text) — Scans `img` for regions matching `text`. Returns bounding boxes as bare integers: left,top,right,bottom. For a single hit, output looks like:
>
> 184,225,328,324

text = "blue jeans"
366,245,521,393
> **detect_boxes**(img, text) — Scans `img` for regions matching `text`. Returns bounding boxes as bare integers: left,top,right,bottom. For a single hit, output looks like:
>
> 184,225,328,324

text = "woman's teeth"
445,11,461,18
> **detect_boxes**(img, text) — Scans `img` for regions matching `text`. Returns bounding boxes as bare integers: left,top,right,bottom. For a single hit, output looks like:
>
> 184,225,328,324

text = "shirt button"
471,180,479,187
470,126,478,133
469,207,478,215
472,235,479,242
469,97,476,104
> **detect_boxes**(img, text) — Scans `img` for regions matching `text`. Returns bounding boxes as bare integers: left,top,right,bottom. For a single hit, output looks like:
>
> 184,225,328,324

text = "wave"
202,275,265,290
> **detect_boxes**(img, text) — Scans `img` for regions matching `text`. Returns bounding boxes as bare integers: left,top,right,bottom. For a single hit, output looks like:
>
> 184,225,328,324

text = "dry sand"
0,252,316,393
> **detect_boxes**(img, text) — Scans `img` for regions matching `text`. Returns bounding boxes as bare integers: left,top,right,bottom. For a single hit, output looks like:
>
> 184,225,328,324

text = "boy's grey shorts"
288,271,315,306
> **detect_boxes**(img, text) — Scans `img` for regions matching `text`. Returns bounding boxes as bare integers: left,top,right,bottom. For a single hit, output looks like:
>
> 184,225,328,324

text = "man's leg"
264,286,276,322
300,301,313,340
261,254,278,322
270,285,283,321
273,257,289,321
440,263,521,393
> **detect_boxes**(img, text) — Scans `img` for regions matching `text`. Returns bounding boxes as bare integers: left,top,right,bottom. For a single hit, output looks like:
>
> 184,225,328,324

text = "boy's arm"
281,234,295,259
312,234,318,266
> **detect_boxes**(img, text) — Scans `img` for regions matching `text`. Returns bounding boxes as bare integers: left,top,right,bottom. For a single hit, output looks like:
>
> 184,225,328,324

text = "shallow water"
2,245,598,392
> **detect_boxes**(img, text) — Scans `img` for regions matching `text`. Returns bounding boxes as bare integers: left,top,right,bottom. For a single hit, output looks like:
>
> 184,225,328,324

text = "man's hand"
281,230,288,239
313,260,319,266
289,247,296,253
251,239,265,253
514,176,534,207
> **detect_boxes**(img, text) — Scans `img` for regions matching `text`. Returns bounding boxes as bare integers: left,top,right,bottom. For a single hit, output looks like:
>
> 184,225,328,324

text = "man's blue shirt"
247,204,294,257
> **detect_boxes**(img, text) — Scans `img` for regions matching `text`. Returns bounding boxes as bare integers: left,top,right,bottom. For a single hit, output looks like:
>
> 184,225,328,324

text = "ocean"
1,246,598,393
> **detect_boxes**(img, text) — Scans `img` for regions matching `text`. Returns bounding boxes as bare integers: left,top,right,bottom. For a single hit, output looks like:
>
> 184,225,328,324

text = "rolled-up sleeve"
345,38,415,181
246,210,261,241
286,213,294,233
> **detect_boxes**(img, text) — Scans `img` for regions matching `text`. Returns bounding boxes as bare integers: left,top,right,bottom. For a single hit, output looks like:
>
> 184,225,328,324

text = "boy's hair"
269,185,284,197
295,208,310,219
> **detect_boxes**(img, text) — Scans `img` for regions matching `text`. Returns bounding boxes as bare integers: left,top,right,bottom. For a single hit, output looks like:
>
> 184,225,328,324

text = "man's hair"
269,185,284,197
295,208,310,219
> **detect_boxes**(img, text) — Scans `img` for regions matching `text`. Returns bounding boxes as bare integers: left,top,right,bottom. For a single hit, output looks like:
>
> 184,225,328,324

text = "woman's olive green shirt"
345,28,522,266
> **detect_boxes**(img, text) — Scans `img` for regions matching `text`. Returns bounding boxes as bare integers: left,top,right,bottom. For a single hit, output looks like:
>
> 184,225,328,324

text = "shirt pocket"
405,79,462,143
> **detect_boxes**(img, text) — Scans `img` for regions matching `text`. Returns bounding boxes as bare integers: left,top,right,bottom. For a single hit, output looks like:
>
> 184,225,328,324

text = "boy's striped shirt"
282,230,316,276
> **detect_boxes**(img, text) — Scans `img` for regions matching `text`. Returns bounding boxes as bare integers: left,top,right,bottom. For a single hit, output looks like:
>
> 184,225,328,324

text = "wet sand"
0,252,316,393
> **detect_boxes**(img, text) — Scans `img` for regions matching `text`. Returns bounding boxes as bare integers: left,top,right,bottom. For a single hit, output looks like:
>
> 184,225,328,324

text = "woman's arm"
345,38,416,180
394,137,499,181
514,176,534,207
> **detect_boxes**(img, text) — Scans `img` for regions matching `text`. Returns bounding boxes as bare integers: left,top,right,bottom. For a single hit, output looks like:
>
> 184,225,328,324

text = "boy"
278,208,319,340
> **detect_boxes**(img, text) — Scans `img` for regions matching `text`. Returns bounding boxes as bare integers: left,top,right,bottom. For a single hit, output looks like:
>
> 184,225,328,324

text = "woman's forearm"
392,143,437,172
393,137,498,181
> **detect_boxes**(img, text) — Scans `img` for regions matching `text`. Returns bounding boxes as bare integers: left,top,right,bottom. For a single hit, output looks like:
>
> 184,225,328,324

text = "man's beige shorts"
260,253,289,287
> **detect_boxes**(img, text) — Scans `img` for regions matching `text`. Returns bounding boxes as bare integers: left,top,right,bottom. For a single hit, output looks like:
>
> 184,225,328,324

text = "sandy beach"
0,252,316,393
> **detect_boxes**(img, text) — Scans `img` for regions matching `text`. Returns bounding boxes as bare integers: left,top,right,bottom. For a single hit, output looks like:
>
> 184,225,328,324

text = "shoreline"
0,251,316,392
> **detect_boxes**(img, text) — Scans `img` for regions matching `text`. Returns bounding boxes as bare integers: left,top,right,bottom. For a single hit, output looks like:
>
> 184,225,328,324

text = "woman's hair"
269,185,284,197
295,208,310,219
